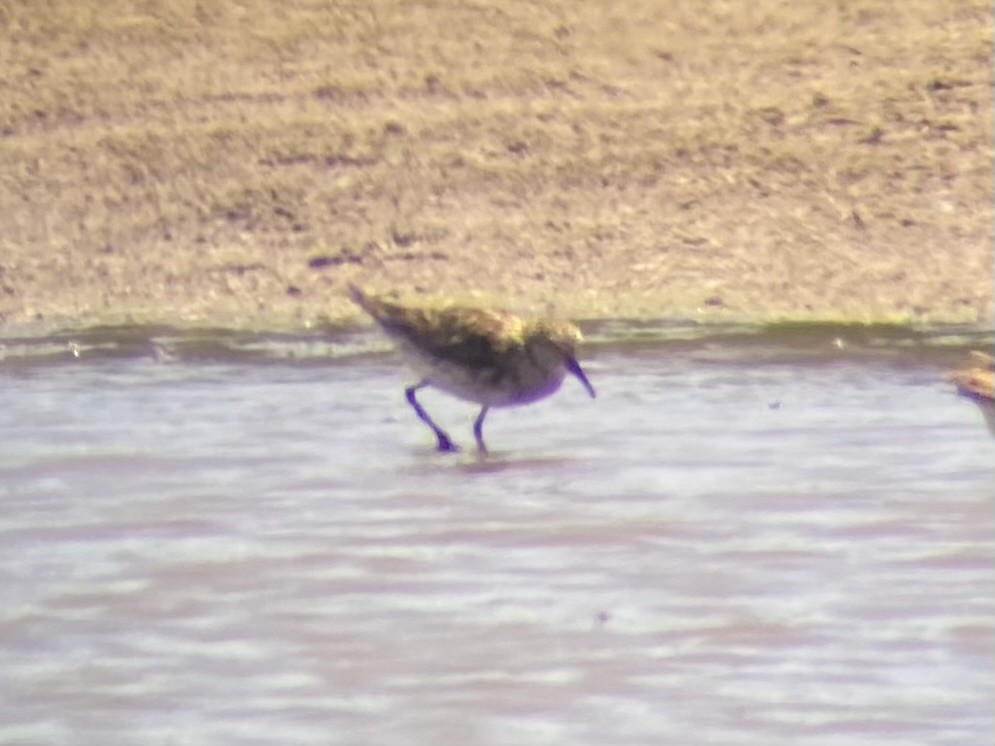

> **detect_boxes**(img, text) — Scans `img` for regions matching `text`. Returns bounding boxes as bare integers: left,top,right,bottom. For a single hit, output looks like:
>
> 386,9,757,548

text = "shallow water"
1,325,992,746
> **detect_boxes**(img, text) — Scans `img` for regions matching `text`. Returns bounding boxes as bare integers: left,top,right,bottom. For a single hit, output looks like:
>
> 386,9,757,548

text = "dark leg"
473,406,490,455
405,382,458,452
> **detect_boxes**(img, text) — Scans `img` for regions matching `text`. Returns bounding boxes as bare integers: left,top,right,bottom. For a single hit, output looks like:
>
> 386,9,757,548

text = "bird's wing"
951,367,995,402
950,351,995,402
349,285,526,366
414,307,527,367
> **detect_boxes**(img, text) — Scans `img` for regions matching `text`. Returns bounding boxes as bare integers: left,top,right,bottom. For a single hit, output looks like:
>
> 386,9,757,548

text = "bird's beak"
565,357,596,398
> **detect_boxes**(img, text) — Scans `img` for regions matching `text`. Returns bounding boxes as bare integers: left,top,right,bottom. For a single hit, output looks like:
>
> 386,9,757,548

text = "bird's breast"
402,344,566,407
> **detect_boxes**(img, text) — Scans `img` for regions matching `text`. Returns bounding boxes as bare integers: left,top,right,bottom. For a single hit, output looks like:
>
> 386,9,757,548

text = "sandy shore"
1,1,992,333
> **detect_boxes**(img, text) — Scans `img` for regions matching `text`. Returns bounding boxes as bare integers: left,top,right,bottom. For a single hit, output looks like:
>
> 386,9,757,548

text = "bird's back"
349,285,573,405
951,351,995,402
349,284,526,367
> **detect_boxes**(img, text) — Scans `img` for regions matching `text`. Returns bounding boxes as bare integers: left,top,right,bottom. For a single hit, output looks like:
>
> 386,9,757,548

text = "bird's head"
529,320,596,398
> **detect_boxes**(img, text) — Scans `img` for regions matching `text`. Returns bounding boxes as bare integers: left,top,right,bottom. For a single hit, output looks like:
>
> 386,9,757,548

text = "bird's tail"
347,283,369,309
347,284,410,330
348,283,389,320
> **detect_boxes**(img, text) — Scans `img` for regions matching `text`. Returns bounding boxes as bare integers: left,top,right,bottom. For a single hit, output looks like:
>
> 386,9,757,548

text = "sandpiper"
949,351,995,437
349,284,596,453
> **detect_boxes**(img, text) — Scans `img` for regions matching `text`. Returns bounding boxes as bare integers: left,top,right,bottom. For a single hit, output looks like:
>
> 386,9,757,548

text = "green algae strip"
1,321,991,369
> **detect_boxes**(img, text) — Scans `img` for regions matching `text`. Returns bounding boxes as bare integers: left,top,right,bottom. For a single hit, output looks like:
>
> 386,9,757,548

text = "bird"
348,284,596,454
949,350,994,437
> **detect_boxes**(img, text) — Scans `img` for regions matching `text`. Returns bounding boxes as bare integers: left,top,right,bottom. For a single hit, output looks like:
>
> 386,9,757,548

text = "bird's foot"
436,434,460,453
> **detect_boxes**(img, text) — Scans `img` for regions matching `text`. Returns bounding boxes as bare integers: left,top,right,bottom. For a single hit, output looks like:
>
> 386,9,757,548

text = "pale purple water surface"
1,325,992,745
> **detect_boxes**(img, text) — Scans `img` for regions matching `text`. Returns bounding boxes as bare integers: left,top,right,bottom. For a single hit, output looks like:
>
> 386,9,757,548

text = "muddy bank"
1,1,992,332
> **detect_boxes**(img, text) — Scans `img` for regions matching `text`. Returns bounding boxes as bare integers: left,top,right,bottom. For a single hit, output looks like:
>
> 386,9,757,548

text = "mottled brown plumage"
349,284,595,453
949,351,995,437
949,351,994,402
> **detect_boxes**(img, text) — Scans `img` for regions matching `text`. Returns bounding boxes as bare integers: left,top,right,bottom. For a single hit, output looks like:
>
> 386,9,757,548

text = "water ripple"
0,342,991,745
